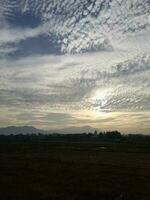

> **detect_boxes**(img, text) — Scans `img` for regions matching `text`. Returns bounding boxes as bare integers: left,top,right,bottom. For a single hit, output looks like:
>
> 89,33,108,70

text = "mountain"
0,126,46,135
0,125,97,135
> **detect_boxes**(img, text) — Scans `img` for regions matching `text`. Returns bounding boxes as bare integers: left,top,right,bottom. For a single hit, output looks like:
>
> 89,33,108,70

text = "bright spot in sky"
0,0,149,133
90,88,113,112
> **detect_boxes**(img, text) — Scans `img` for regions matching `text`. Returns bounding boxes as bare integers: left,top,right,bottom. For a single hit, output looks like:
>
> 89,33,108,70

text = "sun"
89,88,112,110
92,89,108,105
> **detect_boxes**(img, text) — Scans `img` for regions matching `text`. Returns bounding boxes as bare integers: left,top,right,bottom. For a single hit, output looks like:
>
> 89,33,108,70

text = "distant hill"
0,125,97,135
0,126,46,135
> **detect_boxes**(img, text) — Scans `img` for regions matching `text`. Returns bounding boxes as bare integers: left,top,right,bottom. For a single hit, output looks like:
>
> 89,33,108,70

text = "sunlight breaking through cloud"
0,0,149,133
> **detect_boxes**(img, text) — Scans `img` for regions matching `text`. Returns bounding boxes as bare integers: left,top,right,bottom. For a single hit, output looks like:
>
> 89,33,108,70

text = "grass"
0,141,150,200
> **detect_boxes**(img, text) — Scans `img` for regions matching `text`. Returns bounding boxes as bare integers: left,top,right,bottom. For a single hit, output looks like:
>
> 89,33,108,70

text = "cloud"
112,54,150,76
1,0,150,55
87,54,150,112
0,0,150,133
0,23,52,56
0,26,45,44
0,52,149,113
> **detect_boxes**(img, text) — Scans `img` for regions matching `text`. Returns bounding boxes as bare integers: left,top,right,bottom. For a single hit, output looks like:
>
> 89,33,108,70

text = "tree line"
0,130,150,143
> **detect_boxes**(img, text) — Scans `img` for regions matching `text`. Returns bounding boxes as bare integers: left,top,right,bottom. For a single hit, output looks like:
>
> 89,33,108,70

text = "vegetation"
0,132,150,200
0,130,150,143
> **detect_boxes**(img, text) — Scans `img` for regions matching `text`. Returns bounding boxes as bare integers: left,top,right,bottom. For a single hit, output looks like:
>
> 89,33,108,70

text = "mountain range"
0,126,97,135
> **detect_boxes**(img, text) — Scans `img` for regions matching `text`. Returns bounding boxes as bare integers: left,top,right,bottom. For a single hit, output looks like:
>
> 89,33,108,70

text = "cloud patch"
0,0,150,133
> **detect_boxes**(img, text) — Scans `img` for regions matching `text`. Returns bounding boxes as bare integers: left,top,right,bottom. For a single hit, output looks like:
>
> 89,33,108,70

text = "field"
0,141,150,200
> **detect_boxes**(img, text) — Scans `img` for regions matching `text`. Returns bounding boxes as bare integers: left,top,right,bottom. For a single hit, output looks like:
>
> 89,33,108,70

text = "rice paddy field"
0,141,150,200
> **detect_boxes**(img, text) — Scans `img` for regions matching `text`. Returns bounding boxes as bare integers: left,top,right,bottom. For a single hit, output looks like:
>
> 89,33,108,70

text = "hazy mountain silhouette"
0,126,45,135
0,125,97,135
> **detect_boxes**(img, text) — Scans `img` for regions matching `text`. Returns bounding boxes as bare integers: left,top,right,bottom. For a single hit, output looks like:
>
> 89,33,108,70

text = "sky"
0,0,150,134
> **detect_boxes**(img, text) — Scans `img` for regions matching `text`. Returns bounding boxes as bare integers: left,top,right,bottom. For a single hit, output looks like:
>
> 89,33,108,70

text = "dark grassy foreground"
0,141,150,200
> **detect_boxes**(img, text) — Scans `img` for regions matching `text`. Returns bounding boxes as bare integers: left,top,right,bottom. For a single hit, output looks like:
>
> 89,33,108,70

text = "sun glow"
89,88,113,112
92,90,108,104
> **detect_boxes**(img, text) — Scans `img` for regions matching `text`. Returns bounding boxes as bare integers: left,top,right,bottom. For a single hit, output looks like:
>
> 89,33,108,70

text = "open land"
0,141,150,200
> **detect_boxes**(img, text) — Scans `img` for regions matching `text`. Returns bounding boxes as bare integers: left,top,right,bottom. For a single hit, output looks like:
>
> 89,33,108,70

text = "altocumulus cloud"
0,0,149,133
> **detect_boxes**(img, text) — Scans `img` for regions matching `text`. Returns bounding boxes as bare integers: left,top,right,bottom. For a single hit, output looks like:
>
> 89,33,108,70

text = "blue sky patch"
6,11,42,28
